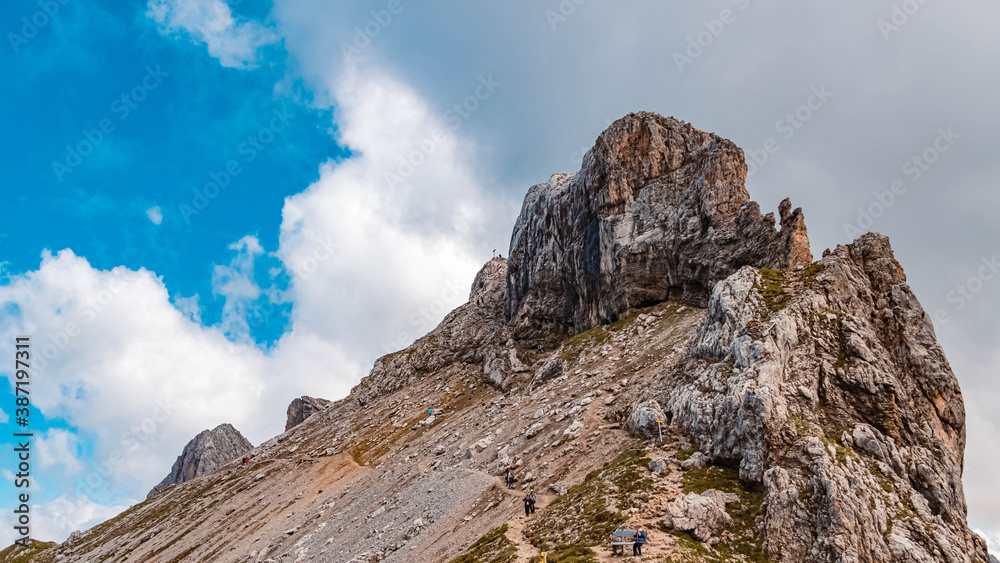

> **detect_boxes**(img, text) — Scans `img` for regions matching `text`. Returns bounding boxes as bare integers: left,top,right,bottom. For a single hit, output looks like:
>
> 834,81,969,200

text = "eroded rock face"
664,489,739,545
285,396,333,431
657,233,987,562
504,112,811,339
147,423,252,498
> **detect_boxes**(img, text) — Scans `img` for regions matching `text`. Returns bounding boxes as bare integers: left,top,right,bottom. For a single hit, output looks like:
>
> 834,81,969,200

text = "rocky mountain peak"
147,423,252,498
285,396,333,431
36,113,989,563
504,111,812,340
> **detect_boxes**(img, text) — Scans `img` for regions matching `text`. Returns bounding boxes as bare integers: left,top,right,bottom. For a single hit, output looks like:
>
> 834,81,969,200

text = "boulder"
626,400,666,438
663,489,738,545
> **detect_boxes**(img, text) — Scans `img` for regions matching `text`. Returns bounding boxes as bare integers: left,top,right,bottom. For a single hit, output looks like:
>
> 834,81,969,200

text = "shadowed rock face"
504,112,811,340
147,423,252,498
285,396,333,431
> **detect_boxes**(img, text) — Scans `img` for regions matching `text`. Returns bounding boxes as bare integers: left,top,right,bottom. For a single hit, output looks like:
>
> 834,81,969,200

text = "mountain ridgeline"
23,112,990,563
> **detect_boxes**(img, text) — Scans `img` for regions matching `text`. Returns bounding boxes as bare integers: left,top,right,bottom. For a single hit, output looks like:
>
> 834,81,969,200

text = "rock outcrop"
656,233,987,562
664,489,739,545
147,423,252,498
285,395,333,431
504,112,811,340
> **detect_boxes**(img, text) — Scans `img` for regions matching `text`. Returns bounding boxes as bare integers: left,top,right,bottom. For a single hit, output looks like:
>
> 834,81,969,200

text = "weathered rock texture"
504,112,811,339
285,395,333,431
654,233,987,562
147,423,252,498
664,489,739,545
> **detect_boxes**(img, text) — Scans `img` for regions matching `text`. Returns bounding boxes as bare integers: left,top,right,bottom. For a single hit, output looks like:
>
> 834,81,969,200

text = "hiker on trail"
505,469,515,489
529,490,536,514
523,494,532,516
242,457,248,465
633,525,647,556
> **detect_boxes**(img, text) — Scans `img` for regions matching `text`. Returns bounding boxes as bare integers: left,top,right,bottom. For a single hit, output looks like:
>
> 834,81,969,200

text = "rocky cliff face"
28,113,989,563
147,423,252,498
285,395,333,431
647,233,986,562
504,112,811,340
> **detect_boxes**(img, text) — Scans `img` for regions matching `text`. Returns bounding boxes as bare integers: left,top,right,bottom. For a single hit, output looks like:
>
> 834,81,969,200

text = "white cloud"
212,235,265,342
36,429,83,474
146,0,278,69
276,65,500,364
0,249,272,506
146,205,163,225
0,62,508,542
0,495,129,546
173,294,202,323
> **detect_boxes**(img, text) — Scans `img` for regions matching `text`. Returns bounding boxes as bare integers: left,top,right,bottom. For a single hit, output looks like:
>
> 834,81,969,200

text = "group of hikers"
504,468,647,555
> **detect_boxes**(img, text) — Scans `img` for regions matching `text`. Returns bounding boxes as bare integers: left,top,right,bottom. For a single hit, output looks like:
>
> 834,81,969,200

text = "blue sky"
1,0,343,344
1,0,999,552
0,0,349,536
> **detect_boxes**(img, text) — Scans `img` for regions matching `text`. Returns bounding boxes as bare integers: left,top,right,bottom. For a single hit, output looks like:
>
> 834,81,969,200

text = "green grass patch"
757,269,791,312
524,448,651,552
681,465,768,562
0,540,57,563
528,545,596,563
449,525,517,563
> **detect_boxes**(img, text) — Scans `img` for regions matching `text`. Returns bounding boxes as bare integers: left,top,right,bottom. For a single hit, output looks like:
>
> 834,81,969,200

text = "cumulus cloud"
0,62,511,543
36,429,83,475
0,249,272,507
212,235,265,343
146,0,279,69
276,64,510,363
145,205,163,225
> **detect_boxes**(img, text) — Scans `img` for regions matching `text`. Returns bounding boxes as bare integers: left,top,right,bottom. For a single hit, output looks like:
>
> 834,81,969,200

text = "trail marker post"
656,420,664,443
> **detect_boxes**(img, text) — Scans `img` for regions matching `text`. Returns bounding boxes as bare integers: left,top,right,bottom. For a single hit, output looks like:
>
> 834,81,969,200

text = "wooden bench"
610,530,635,555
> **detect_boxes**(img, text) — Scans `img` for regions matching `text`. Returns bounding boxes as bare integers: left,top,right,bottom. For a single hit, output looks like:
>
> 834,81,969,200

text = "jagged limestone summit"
21,112,991,563
147,423,253,499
